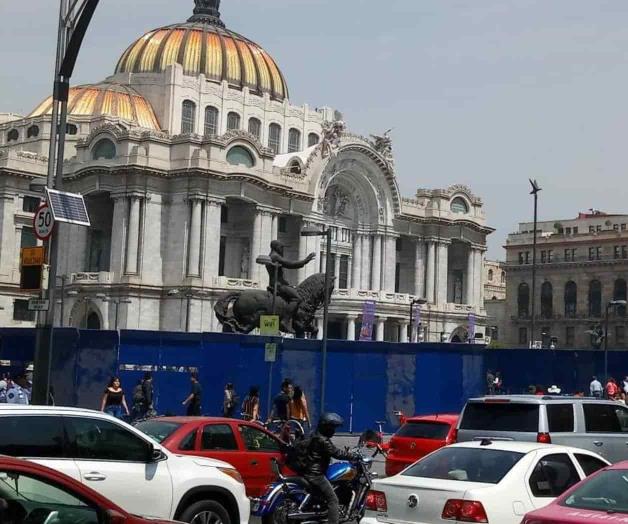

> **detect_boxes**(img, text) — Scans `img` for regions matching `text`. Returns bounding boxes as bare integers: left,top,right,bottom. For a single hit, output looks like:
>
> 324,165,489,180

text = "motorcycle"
252,439,384,524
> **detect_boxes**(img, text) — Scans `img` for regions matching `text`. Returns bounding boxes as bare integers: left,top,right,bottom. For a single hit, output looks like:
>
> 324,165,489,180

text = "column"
202,200,223,282
352,234,362,289
297,222,308,282
465,247,475,305
334,252,341,284
436,242,449,305
187,199,203,276
376,317,386,342
475,249,485,310
383,236,397,292
125,196,141,275
109,195,127,278
361,234,371,289
249,210,262,282
399,321,409,343
271,214,278,241
414,239,425,298
425,241,436,303
259,212,273,289
347,316,357,341
372,235,382,291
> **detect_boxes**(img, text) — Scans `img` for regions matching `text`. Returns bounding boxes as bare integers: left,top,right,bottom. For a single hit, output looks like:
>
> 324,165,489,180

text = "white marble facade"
0,2,492,342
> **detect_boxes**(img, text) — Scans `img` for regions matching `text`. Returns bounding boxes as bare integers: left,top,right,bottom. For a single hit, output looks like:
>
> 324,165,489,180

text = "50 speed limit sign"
34,203,55,240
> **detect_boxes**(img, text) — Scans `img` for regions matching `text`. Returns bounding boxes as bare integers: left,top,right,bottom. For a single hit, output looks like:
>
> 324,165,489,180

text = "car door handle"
250,460,258,466
83,472,107,481
593,441,604,447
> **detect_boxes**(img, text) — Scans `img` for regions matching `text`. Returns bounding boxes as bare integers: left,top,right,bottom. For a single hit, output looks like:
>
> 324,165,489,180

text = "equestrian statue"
214,240,334,338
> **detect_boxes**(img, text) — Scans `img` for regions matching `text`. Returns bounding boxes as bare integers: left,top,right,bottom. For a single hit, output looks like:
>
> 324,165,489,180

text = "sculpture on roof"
320,120,346,158
370,128,394,166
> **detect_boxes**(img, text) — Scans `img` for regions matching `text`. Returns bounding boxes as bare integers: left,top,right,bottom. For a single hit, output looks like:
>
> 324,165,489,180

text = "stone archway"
450,326,469,343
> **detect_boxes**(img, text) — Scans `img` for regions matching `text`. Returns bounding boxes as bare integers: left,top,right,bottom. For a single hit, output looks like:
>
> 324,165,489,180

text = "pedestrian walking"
268,379,293,423
222,383,239,418
493,371,503,394
182,372,202,416
590,376,603,398
486,370,495,395
101,377,129,419
606,377,621,400
241,386,261,421
132,372,155,420
290,385,310,429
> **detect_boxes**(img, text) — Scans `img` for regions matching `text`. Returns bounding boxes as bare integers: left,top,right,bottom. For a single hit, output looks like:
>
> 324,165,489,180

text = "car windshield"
396,421,450,439
402,447,524,484
460,402,539,432
562,470,628,513
135,420,182,443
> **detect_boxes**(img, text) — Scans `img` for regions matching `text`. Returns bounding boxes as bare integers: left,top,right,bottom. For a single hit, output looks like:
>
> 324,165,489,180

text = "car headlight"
218,467,244,484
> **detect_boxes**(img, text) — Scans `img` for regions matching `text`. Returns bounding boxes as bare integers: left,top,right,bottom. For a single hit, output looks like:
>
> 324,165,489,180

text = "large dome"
115,0,289,101
29,82,161,131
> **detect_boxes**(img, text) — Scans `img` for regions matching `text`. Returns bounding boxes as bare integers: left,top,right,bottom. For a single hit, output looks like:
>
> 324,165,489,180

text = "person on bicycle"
299,413,359,524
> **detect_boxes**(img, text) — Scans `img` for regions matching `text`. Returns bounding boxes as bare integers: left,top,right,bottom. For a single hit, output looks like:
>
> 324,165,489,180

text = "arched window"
181,100,196,134
288,128,301,153
7,129,19,142
289,160,302,175
541,281,553,319
66,123,78,135
564,281,577,318
204,106,219,136
86,311,101,330
308,133,320,147
226,146,255,168
92,138,116,160
27,125,39,138
518,283,530,318
450,197,469,214
268,123,281,154
501,271,506,284
227,112,241,131
614,278,627,316
589,280,602,318
488,269,494,281
248,118,261,140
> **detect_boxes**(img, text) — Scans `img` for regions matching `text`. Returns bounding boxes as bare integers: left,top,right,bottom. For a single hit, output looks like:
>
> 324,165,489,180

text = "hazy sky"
3,0,628,259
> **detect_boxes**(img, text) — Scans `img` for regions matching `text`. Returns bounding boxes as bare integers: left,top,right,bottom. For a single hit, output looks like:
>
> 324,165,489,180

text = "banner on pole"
412,304,422,328
359,300,376,341
468,313,476,343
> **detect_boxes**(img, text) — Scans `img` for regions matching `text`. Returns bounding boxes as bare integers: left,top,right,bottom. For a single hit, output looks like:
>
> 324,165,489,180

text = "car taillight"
537,432,552,444
448,428,458,444
442,499,488,522
365,490,387,512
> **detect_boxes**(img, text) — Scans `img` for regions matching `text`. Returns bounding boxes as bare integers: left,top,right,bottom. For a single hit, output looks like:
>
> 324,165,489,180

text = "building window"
623,224,627,231
614,246,621,259
396,238,403,252
288,128,301,153
227,112,241,131
573,227,578,234
623,246,628,259
22,196,40,213
541,281,553,319
92,138,116,160
588,247,601,261
204,106,219,135
66,123,78,135
488,269,494,281
288,160,302,175
565,281,577,318
617,325,626,346
450,197,469,214
589,280,602,318
339,255,349,289
27,125,39,138
278,216,287,233
308,133,320,147
218,236,226,276
181,100,196,134
395,262,401,293
614,278,627,316
7,129,19,142
547,250,553,262
566,326,575,347
501,271,506,284
268,123,281,154
518,283,530,318
20,228,37,249
566,227,572,234
13,299,35,322
564,248,576,262
597,225,602,232
248,118,261,140
589,226,595,234
541,251,547,263
226,146,255,168
525,252,530,264
615,224,620,231
220,205,228,224
519,327,528,345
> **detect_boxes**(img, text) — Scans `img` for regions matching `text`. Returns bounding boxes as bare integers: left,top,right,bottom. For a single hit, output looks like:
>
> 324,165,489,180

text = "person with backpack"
241,386,260,421
132,372,155,420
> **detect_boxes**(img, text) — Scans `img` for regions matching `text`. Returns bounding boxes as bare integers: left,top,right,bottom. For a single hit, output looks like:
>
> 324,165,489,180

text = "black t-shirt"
190,382,202,405
273,392,291,420
105,388,124,406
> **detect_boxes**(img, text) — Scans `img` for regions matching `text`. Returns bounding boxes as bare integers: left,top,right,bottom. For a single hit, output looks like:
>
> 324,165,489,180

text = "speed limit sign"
33,203,55,240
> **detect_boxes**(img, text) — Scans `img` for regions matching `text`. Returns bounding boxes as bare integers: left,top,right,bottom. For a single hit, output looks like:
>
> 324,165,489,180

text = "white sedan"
362,440,609,524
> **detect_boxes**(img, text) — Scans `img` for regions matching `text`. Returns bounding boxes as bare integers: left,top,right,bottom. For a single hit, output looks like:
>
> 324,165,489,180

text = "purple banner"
468,313,476,342
359,300,376,341
412,304,421,328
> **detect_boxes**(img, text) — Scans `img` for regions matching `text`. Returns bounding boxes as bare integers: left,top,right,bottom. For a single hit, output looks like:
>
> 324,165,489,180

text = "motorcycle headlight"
218,467,244,484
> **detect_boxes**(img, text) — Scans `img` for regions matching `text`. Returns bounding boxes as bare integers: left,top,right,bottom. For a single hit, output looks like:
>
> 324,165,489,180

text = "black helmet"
318,412,344,437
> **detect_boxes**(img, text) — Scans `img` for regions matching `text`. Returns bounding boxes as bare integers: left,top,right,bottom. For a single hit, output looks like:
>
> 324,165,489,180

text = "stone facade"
504,210,628,348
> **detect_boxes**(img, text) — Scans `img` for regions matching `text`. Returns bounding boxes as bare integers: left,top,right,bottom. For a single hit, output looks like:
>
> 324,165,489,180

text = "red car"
522,461,628,523
136,417,291,497
385,413,459,477
0,456,175,524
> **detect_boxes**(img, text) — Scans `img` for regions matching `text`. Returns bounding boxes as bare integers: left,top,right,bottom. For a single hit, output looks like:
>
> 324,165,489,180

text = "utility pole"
529,179,541,348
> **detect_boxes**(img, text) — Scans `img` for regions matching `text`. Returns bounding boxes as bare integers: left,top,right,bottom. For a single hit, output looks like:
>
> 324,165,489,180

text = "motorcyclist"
301,413,359,524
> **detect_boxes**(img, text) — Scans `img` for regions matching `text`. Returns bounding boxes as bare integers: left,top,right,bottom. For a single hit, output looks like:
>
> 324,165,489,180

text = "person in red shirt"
606,377,620,399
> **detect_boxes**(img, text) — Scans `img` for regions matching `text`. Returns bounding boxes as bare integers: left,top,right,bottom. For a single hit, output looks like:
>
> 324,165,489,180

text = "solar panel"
45,188,91,227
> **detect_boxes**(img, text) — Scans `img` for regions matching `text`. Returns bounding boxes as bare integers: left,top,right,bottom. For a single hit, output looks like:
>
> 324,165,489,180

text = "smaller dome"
29,83,161,131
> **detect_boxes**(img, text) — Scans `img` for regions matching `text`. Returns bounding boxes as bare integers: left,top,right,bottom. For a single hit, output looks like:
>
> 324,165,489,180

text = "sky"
3,0,628,259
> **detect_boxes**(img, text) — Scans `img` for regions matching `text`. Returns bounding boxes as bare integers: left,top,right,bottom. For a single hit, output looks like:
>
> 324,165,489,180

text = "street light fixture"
409,298,427,343
604,299,627,382
301,225,332,416
529,179,542,348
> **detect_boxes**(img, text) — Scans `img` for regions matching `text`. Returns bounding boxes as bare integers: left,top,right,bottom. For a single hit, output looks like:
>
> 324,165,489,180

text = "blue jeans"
106,405,123,419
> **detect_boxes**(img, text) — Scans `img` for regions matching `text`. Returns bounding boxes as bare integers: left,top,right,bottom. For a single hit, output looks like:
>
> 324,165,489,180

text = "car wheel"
180,500,231,524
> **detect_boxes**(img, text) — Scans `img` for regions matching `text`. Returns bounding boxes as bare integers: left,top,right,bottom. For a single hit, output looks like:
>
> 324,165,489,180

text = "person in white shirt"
590,376,603,398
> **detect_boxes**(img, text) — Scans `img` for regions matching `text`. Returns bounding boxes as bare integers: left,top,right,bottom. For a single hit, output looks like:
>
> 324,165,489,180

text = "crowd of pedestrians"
590,375,628,402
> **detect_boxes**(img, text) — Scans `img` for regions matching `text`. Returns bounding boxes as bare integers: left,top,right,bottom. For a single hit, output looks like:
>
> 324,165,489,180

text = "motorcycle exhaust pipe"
287,512,327,520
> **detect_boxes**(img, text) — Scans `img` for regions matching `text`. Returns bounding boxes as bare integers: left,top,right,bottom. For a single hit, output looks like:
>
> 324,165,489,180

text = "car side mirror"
105,509,126,524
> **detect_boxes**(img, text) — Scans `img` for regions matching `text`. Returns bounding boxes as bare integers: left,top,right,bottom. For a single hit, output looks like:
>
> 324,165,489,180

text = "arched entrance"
449,326,469,343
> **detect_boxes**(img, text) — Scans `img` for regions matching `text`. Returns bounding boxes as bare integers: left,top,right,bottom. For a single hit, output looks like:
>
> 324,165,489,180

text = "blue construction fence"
0,328,626,432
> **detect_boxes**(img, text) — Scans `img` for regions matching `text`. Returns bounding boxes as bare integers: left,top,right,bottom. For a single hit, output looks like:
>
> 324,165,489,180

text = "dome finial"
188,0,225,27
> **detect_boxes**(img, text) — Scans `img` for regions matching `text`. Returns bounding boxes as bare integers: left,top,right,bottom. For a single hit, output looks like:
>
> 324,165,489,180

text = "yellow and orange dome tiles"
29,83,161,131
115,22,289,101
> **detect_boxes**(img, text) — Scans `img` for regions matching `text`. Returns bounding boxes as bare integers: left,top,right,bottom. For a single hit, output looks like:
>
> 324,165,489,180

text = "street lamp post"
604,299,627,382
409,298,427,342
529,179,542,348
301,226,332,416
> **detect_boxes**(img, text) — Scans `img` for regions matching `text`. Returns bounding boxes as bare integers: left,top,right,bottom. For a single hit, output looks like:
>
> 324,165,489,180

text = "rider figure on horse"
266,240,316,318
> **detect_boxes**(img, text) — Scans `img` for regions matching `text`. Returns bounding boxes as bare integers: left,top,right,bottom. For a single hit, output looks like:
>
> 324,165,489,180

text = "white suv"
0,405,250,524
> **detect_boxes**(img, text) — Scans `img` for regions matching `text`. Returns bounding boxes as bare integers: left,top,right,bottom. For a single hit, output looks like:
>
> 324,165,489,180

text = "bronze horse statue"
214,273,334,338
